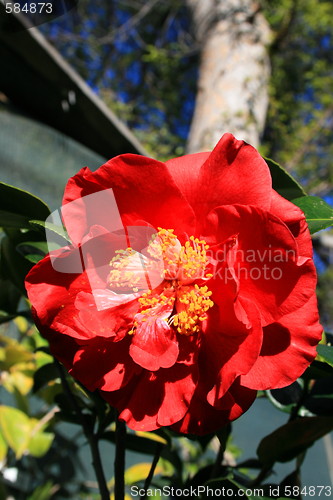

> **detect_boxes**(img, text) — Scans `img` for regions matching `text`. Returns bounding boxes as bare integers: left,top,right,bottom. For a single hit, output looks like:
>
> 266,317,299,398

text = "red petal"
175,134,271,229
203,298,263,405
102,363,197,431
207,204,317,325
129,308,179,370
270,190,313,258
62,155,196,243
33,324,79,371
70,336,140,392
74,291,138,340
241,294,323,390
172,378,256,435
165,151,209,222
25,254,94,341
156,366,197,427
270,190,304,225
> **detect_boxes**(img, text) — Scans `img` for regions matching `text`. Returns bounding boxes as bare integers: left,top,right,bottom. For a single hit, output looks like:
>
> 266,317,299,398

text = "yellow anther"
170,285,214,336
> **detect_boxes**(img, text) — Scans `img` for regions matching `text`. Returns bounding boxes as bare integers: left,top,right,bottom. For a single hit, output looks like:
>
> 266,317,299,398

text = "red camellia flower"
25,134,322,434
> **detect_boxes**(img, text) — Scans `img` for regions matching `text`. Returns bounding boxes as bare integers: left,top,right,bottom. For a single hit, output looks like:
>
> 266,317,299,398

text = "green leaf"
0,430,8,461
27,481,55,500
316,344,333,367
28,430,54,458
257,416,333,467
303,359,333,379
124,462,163,485
29,220,70,244
17,241,48,256
0,405,31,459
109,463,163,489
291,196,333,233
101,429,168,456
0,405,54,459
264,157,306,201
0,182,50,229
16,241,48,264
0,341,34,369
0,277,22,315
0,236,33,293
0,210,33,229
0,310,17,324
33,362,60,393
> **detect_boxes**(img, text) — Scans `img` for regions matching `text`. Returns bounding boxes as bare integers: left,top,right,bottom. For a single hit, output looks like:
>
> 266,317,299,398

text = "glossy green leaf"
316,344,333,367
303,359,333,379
33,362,60,393
0,210,32,229
29,220,70,244
0,236,32,293
17,241,48,264
0,277,22,315
291,196,333,233
264,157,306,201
257,416,333,466
0,182,50,229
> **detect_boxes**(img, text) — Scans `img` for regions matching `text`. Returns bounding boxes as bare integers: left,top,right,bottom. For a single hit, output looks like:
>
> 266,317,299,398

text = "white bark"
186,0,272,153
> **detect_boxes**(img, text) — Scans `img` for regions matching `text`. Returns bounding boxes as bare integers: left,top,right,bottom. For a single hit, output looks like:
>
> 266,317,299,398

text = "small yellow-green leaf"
135,430,168,446
28,431,54,458
27,481,55,500
2,344,34,369
124,463,163,485
0,430,8,461
109,462,163,490
0,405,31,459
2,370,34,395
110,495,132,500
13,316,29,334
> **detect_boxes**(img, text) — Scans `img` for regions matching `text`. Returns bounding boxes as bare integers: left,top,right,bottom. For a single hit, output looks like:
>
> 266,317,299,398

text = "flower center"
107,228,214,335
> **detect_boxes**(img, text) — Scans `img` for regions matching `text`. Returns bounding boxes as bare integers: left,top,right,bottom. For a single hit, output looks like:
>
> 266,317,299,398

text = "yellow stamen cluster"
108,248,141,292
107,229,215,337
178,235,211,281
172,284,214,335
128,290,175,335
147,228,179,278
138,289,175,317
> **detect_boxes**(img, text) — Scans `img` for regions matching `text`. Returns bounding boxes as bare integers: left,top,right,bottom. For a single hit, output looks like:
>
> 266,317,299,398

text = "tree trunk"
186,0,272,153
